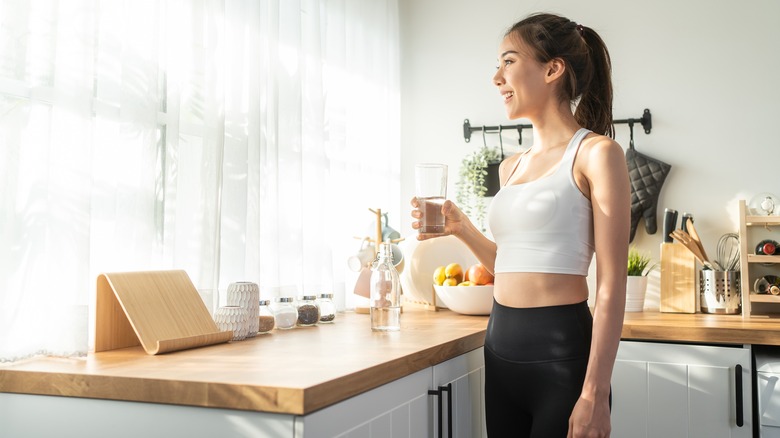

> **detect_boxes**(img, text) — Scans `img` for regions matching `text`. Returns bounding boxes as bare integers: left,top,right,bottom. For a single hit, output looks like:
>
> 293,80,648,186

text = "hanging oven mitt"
625,142,671,242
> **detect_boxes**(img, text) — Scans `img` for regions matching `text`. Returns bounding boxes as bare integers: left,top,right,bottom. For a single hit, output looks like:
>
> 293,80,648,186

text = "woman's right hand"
410,197,469,241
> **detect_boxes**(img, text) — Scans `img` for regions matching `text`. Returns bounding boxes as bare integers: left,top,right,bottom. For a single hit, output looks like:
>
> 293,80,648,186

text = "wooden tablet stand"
94,270,233,355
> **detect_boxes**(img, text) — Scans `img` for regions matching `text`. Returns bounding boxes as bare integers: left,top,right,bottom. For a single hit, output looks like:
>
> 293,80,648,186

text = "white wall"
398,0,780,309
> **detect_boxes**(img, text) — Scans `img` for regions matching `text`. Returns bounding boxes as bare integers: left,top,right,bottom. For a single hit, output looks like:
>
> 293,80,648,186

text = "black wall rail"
463,108,652,145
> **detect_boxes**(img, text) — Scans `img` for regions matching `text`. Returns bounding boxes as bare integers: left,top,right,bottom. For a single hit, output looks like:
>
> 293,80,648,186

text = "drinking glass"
415,163,447,234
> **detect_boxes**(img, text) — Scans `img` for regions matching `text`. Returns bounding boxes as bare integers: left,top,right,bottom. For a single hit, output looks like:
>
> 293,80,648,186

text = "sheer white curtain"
0,0,400,362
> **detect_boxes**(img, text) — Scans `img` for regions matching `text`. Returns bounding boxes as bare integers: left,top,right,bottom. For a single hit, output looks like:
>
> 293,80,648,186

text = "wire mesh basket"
699,270,741,314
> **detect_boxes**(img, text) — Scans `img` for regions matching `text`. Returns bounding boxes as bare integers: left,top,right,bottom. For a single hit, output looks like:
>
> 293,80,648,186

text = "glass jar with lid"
317,293,336,323
257,299,275,334
296,295,320,326
273,297,298,330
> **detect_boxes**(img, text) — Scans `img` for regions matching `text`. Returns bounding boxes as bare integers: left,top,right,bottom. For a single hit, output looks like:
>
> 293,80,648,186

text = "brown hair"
506,13,614,138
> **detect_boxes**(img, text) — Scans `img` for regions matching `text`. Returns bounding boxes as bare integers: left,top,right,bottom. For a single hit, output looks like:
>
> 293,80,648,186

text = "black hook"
482,126,488,148
628,121,635,151
641,108,652,134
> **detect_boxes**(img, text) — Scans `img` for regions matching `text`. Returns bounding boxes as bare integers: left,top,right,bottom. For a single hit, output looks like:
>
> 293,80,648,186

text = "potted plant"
456,146,503,231
626,246,657,312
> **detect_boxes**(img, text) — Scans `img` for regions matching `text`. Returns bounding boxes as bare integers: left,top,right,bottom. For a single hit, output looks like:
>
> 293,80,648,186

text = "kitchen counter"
2,307,780,416
621,310,780,346
0,307,487,415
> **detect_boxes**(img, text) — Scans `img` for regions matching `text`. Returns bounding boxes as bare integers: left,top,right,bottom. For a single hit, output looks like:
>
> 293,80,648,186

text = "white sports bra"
488,128,594,275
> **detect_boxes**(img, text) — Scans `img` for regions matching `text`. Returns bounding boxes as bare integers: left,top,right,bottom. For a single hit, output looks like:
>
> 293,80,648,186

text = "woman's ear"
544,58,566,83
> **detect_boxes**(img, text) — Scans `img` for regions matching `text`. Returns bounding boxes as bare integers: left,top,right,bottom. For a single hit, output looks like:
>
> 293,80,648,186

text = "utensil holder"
227,282,260,337
213,306,250,341
699,270,741,314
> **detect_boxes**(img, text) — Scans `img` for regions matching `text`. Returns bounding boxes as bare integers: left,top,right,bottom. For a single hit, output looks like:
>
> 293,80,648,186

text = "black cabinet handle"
735,364,744,427
439,383,453,438
428,387,443,438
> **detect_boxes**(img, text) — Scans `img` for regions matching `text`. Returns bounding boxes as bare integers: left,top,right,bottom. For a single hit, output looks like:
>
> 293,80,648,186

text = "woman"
412,13,629,438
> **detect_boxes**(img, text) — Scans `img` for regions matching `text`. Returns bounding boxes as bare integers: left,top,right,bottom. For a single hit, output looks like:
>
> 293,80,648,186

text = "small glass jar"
273,297,298,330
296,295,320,326
317,293,336,323
257,299,275,334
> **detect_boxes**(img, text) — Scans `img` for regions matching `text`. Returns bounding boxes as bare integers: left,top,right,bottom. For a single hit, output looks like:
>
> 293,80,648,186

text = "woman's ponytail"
576,26,614,138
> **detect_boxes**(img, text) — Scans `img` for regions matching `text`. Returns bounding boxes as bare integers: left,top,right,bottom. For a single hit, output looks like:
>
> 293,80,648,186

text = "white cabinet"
0,348,486,438
299,347,486,438
297,367,432,438
612,341,751,438
432,347,487,438
0,392,297,438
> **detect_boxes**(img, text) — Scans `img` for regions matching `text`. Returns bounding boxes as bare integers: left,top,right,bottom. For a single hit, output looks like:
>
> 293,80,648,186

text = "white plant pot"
625,276,648,312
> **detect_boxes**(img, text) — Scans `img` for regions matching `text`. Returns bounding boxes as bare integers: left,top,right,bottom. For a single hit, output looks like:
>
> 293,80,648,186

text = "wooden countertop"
621,310,780,346
2,307,780,415
0,307,488,415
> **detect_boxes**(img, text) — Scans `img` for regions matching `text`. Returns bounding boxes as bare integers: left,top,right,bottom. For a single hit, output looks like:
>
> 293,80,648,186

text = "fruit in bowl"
433,284,494,315
433,263,466,286
431,263,494,315
466,263,494,285
433,263,493,286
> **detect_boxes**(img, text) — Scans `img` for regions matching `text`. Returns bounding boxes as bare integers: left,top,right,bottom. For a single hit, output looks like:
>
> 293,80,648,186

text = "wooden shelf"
740,200,780,318
747,254,780,263
744,215,780,226
750,294,780,304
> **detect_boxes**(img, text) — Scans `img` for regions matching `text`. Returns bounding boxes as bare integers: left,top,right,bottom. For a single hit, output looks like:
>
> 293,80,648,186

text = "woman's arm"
411,198,497,272
569,136,630,437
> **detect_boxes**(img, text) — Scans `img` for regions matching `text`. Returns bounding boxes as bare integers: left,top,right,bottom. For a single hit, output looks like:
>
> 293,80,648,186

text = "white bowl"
433,285,494,315
399,236,479,306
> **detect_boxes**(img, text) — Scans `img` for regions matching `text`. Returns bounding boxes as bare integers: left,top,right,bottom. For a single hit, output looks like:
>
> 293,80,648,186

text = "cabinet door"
0,392,296,438
432,347,486,438
612,341,751,438
297,367,432,438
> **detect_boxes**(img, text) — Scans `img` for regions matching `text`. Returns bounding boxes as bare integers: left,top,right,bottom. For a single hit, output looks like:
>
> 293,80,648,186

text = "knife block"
660,242,698,313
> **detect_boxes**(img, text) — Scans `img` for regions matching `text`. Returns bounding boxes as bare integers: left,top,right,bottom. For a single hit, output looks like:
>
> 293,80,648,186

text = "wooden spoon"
671,229,715,270
685,218,712,265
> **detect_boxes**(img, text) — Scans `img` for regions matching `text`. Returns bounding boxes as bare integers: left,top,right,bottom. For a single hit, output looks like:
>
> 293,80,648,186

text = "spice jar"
317,293,336,323
257,300,275,334
273,297,298,330
296,295,320,326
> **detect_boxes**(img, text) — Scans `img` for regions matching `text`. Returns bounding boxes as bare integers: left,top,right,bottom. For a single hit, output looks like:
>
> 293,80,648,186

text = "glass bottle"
370,242,401,331
257,299,275,334
317,293,337,323
273,297,298,330
296,295,320,326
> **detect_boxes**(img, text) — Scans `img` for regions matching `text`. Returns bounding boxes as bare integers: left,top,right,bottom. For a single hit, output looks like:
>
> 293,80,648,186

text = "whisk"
716,233,740,271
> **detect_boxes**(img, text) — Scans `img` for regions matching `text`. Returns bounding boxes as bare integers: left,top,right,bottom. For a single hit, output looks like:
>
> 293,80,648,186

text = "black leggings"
484,299,593,438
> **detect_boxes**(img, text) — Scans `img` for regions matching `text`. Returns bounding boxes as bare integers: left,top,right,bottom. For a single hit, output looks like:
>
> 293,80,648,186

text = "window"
0,0,400,362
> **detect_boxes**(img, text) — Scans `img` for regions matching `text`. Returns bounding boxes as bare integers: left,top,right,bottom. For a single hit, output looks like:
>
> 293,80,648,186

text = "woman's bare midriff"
493,272,589,308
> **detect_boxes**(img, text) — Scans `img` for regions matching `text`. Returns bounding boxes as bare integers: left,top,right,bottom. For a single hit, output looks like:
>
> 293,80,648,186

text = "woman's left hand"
568,396,611,438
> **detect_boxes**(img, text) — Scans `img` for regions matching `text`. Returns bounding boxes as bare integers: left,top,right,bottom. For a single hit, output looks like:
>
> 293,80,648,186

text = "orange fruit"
444,263,463,284
432,266,446,286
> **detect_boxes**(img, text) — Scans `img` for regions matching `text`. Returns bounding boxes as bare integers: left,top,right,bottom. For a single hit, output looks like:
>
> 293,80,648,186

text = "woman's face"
492,35,551,120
